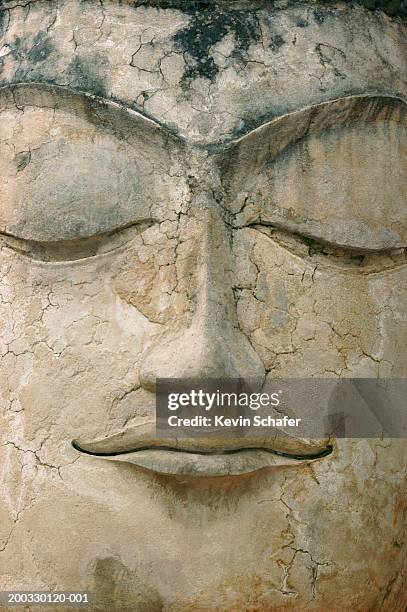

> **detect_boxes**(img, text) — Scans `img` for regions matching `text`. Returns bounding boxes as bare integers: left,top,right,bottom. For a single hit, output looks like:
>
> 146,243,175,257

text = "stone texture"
0,1,405,611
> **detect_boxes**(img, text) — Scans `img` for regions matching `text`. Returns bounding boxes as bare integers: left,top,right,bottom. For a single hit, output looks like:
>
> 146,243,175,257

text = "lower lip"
76,446,333,477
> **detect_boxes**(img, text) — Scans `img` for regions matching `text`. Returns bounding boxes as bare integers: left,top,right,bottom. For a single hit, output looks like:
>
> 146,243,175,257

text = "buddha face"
0,1,406,610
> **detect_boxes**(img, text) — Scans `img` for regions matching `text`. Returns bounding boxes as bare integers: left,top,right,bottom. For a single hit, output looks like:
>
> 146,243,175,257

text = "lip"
72,423,333,476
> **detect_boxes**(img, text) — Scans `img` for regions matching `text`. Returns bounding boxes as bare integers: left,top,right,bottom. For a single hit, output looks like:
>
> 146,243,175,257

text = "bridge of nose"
139,205,265,391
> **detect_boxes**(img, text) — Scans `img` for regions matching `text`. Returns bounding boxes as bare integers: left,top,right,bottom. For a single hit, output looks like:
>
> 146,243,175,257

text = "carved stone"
0,1,405,610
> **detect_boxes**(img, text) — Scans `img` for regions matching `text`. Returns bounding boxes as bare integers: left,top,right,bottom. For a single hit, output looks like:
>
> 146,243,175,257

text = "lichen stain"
10,31,54,64
67,55,108,98
172,8,261,86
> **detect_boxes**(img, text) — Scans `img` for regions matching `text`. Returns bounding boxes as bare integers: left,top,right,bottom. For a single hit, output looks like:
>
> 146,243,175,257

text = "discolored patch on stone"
8,31,54,65
67,55,108,98
131,0,407,19
14,150,31,172
172,8,262,86
93,557,163,612
27,31,54,63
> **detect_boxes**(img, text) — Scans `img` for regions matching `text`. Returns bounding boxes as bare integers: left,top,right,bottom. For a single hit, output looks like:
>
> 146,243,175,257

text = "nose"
139,208,265,391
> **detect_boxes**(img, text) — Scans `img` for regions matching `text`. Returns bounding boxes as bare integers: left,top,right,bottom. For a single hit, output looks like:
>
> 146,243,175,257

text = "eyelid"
0,220,154,264
250,224,407,274
233,191,406,252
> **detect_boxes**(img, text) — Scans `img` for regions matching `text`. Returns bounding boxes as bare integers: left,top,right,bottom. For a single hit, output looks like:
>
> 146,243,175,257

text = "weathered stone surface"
0,1,405,610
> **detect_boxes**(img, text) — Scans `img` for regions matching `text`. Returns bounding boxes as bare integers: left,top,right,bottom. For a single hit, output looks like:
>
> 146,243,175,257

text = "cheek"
233,230,407,376
309,271,407,376
0,253,158,450
280,439,407,606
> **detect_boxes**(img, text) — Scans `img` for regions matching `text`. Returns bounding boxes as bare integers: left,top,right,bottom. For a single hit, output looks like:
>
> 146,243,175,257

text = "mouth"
72,423,333,476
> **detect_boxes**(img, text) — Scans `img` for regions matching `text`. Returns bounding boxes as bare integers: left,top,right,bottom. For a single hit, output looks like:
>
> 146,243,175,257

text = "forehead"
0,0,406,144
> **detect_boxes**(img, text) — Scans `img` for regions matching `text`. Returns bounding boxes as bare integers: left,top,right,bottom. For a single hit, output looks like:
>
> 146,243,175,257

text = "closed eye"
252,224,407,273
0,220,153,263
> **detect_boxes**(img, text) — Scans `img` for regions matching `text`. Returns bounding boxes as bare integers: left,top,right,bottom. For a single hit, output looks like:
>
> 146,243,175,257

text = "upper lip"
72,422,333,460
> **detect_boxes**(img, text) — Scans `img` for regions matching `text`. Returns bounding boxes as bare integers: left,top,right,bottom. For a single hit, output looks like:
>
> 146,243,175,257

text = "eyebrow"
216,93,407,168
2,84,406,157
232,94,406,142
0,81,184,147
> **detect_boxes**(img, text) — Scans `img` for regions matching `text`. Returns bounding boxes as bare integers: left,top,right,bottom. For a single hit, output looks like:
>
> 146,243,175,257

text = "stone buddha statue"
0,0,405,609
